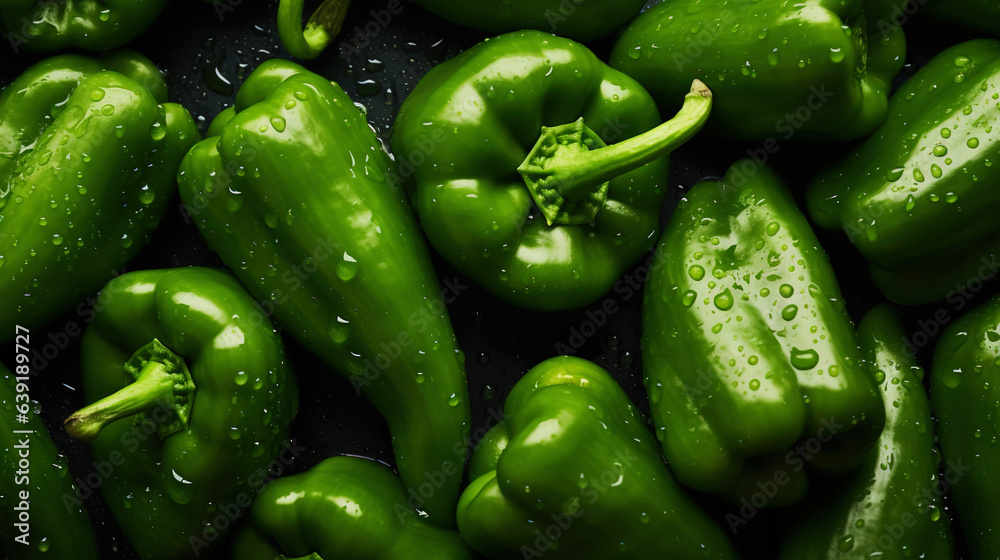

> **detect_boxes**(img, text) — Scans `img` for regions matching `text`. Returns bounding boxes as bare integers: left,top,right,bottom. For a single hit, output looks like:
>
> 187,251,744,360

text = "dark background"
0,0,990,558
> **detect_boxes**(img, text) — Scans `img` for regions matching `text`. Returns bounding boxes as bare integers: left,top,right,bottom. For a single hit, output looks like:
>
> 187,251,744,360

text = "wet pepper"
609,0,906,140
177,60,470,527
0,52,198,342
0,0,169,51
231,456,474,560
931,293,1000,560
64,268,298,560
642,161,885,506
457,356,738,560
1,363,99,560
393,31,712,311
809,39,1000,305
780,305,952,559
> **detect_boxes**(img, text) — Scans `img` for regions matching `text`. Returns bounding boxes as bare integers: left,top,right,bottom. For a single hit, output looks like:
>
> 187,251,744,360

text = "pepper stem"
277,0,353,60
65,339,195,442
518,80,713,226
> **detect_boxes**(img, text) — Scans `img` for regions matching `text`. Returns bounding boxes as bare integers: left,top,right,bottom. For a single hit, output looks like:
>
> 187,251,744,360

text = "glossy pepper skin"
0,363,98,560
0,0,169,52
0,52,198,343
393,31,712,311
609,0,906,140
230,456,474,560
177,60,470,527
931,293,1000,560
780,305,952,559
642,161,885,506
809,39,1000,305
65,267,298,560
410,0,645,42
457,356,738,560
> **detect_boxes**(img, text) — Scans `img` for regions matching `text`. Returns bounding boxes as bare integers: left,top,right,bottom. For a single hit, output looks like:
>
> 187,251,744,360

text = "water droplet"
681,290,697,307
139,189,155,205
628,46,641,59
150,123,166,141
779,284,794,298
933,145,948,157
270,116,286,132
337,252,358,281
448,393,460,407
328,317,351,343
968,137,980,149
781,304,798,321
838,535,854,552
264,214,278,228
714,289,734,311
829,47,844,62
120,235,132,249
790,347,819,370
90,88,105,101
749,379,761,391
688,265,705,280
885,167,904,182
905,195,916,211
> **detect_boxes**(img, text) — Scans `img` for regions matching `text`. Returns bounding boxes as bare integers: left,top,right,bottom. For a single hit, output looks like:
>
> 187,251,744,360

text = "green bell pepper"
0,0,169,52
931,292,1000,560
780,304,952,559
177,59,470,527
0,51,198,342
457,356,738,559
393,30,713,311
1,362,98,560
64,267,298,560
809,39,1000,305
609,0,906,141
410,0,645,42
642,160,885,506
231,456,474,559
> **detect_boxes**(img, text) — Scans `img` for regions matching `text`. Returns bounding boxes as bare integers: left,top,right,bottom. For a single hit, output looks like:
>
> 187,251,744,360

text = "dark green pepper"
780,304,952,559
0,51,198,342
0,0,169,52
1,362,98,560
931,292,1000,560
410,0,645,42
609,0,906,140
457,356,738,559
64,267,298,560
177,59,470,527
642,160,885,506
393,31,712,311
808,39,1000,305
231,456,474,559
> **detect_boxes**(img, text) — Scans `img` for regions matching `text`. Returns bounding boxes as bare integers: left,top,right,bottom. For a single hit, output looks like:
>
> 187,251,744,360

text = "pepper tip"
690,79,712,98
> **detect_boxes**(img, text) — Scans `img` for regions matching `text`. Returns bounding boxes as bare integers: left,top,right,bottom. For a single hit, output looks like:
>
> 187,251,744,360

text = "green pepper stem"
65,339,196,442
558,80,711,199
277,0,352,60
65,361,175,441
518,80,712,225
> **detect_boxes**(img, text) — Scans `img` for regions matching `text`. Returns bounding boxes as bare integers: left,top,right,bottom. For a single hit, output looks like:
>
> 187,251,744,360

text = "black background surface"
0,0,989,558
